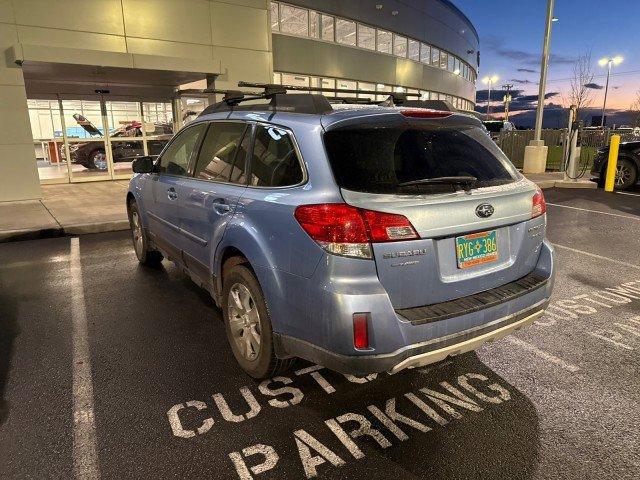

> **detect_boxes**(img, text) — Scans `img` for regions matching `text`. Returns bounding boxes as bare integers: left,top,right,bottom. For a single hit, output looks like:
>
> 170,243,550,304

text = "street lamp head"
482,75,499,84
599,56,624,67
552,17,559,22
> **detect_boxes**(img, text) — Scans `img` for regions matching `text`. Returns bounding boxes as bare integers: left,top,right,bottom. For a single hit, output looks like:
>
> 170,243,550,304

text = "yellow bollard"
604,134,621,192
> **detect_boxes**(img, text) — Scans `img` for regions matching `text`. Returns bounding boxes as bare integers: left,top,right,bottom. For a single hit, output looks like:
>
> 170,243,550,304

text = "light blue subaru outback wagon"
127,85,555,379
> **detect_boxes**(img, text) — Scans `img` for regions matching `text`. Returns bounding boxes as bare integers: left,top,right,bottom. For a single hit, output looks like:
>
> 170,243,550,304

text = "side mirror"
132,156,155,174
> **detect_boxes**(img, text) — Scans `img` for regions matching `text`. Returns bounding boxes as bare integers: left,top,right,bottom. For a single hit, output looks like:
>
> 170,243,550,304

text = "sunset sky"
452,0,640,119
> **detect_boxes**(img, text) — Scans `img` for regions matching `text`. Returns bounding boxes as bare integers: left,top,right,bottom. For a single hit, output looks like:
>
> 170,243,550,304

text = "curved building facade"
271,0,478,110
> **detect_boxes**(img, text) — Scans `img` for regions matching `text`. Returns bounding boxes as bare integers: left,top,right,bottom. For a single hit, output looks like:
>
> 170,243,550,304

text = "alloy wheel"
93,151,107,170
615,164,632,187
228,283,261,361
131,211,144,258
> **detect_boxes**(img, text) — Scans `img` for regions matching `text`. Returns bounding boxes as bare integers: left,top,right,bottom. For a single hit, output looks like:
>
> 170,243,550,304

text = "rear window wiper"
397,176,478,191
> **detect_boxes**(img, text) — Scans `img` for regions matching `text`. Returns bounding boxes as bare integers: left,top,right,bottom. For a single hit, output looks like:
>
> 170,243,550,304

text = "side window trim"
227,122,254,186
189,119,252,186
154,122,207,177
246,122,308,189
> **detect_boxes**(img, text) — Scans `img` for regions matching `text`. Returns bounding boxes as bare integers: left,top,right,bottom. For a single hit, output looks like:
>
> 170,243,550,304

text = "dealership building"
0,0,479,202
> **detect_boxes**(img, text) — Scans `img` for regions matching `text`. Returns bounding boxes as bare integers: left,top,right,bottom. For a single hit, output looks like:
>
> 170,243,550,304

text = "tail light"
294,203,419,259
532,187,547,218
353,313,369,349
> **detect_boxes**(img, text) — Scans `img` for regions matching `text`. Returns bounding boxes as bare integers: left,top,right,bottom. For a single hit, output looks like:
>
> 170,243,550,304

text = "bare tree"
562,51,596,122
630,89,640,127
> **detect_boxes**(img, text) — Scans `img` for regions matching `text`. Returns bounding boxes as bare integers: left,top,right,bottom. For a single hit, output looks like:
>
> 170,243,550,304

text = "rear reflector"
353,313,369,349
294,204,419,259
532,187,547,218
400,109,453,118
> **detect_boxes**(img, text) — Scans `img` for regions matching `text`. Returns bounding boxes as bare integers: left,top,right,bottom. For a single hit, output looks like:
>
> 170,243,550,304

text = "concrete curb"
0,220,129,243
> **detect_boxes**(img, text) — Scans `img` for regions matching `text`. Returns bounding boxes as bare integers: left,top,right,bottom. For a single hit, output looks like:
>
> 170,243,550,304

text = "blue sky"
451,0,640,111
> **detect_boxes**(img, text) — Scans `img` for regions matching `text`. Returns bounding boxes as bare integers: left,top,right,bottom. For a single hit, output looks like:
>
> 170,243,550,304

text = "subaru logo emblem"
475,204,494,218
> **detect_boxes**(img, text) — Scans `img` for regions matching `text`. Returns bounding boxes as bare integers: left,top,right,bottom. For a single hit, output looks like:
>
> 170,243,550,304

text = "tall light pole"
482,75,499,118
523,0,556,174
533,0,556,141
598,56,623,127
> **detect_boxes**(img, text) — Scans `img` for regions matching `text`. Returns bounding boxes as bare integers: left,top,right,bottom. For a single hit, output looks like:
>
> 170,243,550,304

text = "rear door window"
193,121,248,183
323,125,518,194
249,125,304,187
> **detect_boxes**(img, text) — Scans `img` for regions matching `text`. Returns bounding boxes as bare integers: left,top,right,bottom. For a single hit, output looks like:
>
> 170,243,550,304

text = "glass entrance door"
28,96,175,184
63,98,111,181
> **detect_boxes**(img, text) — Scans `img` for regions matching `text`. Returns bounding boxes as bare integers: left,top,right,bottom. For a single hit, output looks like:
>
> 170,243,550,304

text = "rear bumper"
263,238,555,376
275,299,548,376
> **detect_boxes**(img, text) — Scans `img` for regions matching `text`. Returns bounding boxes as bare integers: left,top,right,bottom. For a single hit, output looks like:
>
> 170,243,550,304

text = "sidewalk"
0,172,597,242
0,181,129,242
525,171,597,190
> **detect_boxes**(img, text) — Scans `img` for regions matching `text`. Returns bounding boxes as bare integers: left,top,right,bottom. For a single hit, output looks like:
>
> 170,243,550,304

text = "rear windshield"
323,126,519,194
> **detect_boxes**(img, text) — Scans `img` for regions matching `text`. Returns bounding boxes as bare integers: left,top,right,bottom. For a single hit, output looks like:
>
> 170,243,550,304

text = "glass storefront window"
309,11,319,38
357,82,376,100
270,2,279,31
280,4,308,36
439,51,448,69
376,30,392,54
420,43,430,64
320,14,334,41
28,97,176,184
408,40,420,61
336,79,357,98
335,18,356,46
431,47,440,67
393,34,407,57
376,83,392,102
28,99,67,183
357,24,375,50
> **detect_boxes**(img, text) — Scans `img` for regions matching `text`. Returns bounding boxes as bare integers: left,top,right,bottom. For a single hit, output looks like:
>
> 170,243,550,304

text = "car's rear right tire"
222,263,294,379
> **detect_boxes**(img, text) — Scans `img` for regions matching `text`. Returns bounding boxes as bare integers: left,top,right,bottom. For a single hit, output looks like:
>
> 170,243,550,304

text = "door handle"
212,201,231,214
167,187,178,200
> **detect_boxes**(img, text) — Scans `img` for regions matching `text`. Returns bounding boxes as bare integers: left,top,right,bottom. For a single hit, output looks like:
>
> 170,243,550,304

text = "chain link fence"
497,128,640,173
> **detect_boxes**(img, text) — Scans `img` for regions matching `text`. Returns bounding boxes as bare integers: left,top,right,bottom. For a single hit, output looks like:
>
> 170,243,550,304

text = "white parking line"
546,202,640,221
616,191,640,197
70,237,100,480
506,337,580,372
551,243,640,270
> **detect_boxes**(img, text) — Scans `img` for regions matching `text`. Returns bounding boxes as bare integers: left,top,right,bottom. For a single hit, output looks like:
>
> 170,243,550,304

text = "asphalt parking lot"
1,187,639,480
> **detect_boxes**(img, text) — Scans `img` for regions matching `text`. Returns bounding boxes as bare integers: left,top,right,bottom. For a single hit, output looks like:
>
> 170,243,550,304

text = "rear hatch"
323,110,543,310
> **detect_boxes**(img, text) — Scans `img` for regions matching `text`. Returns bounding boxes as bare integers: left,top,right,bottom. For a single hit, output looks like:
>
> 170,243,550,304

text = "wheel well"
126,192,136,210
221,247,250,278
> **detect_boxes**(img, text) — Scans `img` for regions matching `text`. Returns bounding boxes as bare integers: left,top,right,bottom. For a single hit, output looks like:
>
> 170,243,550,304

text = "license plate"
455,230,498,269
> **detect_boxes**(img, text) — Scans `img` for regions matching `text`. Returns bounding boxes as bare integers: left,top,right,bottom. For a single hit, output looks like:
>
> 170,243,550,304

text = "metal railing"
496,127,640,173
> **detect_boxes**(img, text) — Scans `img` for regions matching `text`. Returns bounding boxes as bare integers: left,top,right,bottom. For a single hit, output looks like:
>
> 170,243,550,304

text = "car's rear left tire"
222,263,294,379
128,200,163,266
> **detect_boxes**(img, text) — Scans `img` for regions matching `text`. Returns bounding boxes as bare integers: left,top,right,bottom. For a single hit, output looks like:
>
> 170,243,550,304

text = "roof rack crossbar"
238,81,420,103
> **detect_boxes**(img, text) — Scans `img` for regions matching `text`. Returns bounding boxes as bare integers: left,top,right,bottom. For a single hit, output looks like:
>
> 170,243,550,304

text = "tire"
614,157,638,191
128,200,163,266
222,263,294,379
89,149,107,171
